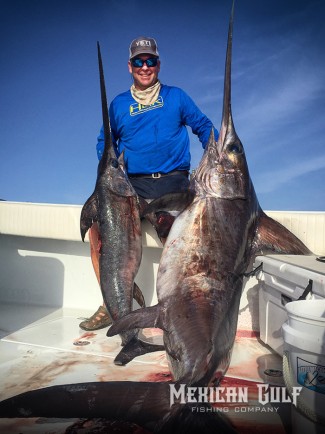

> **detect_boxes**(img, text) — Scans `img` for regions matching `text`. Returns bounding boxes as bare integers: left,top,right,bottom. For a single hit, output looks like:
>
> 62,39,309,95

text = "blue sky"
1,0,324,211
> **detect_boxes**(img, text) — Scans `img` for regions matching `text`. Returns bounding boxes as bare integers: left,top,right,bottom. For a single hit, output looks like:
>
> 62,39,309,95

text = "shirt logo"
129,96,164,116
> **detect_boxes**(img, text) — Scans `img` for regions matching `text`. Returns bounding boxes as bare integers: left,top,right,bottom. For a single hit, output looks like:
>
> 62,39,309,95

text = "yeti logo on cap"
136,40,152,47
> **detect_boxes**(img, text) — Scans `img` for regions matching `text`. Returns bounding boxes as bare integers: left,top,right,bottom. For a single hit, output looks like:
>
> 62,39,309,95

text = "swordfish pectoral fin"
253,212,312,255
80,192,98,241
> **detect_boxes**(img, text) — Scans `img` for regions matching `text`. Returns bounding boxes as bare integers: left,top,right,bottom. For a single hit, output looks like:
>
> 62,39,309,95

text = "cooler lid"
254,254,325,298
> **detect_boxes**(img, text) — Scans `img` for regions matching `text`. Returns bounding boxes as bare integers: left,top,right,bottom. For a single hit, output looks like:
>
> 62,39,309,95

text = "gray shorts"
129,173,190,199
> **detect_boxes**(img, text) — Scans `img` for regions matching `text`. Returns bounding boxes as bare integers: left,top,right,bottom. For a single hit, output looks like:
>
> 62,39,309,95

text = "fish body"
80,43,163,365
96,183,142,347
154,186,258,386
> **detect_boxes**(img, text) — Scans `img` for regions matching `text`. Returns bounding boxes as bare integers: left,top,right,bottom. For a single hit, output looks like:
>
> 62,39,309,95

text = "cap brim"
130,49,159,59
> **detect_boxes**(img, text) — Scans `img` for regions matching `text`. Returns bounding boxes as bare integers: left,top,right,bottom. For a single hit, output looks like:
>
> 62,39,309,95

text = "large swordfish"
107,0,311,387
0,3,311,433
104,2,312,426
79,42,163,366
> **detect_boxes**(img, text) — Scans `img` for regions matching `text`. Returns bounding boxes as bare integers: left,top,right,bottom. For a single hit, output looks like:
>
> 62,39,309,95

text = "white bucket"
282,299,325,426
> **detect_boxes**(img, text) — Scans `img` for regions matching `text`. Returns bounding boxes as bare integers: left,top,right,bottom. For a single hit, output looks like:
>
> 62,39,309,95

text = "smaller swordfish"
80,42,163,365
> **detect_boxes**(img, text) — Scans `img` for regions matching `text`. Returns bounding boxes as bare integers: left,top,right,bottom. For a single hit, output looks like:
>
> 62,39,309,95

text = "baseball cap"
129,36,159,59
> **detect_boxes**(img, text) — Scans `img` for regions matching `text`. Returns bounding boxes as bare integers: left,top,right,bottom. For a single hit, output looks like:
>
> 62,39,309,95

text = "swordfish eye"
110,158,119,168
227,143,243,155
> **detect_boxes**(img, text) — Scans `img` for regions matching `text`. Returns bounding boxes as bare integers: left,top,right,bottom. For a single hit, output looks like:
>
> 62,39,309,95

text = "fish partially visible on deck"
80,42,163,366
0,2,311,433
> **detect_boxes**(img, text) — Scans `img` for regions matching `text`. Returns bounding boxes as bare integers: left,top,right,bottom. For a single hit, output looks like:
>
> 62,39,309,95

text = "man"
79,36,218,330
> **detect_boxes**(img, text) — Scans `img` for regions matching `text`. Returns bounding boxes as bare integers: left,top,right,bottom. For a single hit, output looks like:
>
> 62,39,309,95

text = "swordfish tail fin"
113,336,165,366
107,305,165,366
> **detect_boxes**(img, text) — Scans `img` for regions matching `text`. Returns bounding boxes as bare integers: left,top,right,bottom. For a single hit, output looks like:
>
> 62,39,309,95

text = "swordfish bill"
80,42,163,365
0,4,311,433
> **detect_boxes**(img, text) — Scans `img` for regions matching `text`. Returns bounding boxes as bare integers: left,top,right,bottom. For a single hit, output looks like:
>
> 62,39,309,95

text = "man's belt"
129,170,189,179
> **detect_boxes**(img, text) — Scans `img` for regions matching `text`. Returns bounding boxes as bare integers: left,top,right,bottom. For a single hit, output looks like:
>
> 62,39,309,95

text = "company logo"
129,96,164,116
169,383,302,411
136,40,152,47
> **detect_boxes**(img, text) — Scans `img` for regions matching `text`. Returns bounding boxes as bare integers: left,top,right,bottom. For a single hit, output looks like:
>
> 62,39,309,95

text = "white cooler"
255,254,325,355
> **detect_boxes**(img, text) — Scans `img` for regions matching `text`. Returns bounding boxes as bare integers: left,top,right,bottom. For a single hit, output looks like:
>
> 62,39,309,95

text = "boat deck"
0,303,293,434
1,202,324,433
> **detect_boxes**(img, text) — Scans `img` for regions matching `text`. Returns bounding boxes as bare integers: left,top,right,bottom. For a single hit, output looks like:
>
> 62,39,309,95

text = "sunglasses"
131,57,159,68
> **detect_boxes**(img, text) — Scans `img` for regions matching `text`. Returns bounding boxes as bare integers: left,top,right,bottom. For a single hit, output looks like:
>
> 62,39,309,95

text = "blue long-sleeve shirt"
96,84,218,175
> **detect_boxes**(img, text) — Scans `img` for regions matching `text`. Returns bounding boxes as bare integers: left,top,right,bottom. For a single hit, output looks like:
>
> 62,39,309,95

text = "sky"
1,0,324,211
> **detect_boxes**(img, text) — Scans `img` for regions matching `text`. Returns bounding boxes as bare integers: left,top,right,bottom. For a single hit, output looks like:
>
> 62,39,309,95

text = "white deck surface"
0,304,288,434
1,202,324,433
